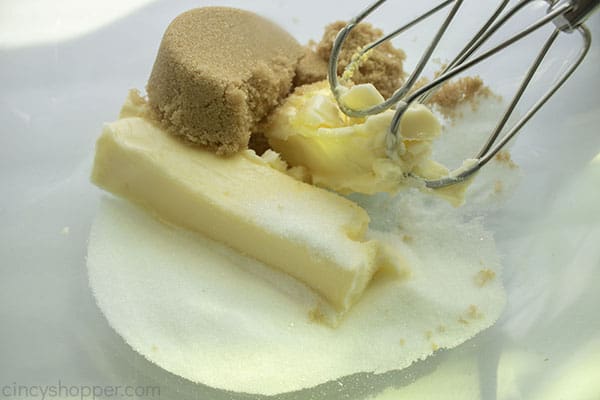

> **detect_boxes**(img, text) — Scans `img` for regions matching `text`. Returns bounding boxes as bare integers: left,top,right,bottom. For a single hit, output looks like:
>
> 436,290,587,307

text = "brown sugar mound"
293,45,329,88
147,7,304,155
295,21,406,98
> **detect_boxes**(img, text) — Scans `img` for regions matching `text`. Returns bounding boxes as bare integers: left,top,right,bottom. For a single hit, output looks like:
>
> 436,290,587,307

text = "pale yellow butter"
91,91,407,314
264,81,468,204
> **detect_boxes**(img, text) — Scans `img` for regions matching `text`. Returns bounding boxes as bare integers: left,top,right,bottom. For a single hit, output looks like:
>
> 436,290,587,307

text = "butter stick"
91,93,405,313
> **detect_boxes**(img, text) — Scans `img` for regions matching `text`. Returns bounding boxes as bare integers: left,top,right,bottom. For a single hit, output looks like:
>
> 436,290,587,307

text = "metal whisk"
328,0,599,188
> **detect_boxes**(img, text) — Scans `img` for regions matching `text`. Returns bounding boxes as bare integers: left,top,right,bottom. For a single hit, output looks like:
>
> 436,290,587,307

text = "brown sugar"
293,45,329,88
412,75,492,118
429,76,491,116
295,21,406,98
146,7,304,155
474,269,496,287
316,21,406,98
466,305,484,320
495,150,518,169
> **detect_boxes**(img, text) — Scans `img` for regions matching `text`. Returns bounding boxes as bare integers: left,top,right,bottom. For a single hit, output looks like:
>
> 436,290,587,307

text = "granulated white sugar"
87,95,515,395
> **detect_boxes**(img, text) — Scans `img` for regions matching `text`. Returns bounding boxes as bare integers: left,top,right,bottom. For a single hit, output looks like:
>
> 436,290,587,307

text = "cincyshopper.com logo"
1,381,160,399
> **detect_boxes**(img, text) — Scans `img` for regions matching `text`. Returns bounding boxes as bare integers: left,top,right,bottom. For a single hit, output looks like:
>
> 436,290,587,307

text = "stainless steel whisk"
328,0,599,188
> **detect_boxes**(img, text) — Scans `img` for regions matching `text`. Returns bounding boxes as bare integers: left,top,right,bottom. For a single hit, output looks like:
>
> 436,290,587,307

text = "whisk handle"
549,0,600,31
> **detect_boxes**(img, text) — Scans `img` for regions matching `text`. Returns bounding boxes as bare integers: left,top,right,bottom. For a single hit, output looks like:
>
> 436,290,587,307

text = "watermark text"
1,381,160,399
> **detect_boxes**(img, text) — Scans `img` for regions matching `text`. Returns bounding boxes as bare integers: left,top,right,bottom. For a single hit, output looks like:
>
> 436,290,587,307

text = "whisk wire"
328,0,463,118
391,0,574,130
426,25,590,188
479,26,591,166
328,0,597,188
418,0,511,104
390,1,585,187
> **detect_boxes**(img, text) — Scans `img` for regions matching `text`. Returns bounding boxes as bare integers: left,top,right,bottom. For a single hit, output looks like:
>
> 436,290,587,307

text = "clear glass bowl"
1,0,598,399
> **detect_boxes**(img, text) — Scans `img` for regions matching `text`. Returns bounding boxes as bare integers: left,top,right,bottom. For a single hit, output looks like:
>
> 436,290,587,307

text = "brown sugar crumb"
146,7,304,155
295,21,406,98
466,305,484,320
474,269,496,287
308,305,327,324
430,76,491,118
494,180,504,194
458,305,484,325
402,234,414,244
495,150,518,169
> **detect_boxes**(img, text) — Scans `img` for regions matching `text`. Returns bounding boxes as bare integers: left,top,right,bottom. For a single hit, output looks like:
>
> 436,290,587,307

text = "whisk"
328,0,599,188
